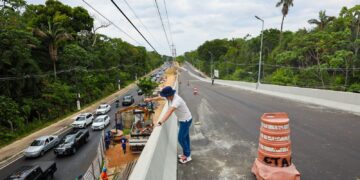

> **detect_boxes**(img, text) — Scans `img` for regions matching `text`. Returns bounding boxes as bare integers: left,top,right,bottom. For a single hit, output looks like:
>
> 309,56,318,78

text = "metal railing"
81,131,105,180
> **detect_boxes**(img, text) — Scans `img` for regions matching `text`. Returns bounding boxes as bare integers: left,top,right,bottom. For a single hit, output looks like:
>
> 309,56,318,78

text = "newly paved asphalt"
0,86,143,179
177,64,360,180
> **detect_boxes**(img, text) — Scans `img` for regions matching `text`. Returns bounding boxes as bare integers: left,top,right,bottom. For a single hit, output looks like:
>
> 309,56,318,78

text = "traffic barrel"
193,87,198,95
251,112,300,180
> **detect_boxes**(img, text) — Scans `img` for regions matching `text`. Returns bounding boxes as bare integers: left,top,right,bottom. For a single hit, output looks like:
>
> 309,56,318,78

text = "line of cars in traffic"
6,65,169,179
22,92,140,160
9,95,137,179
22,102,113,159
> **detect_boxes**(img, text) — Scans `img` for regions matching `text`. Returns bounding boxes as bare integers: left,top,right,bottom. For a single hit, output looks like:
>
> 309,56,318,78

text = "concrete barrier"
129,76,178,180
184,65,360,115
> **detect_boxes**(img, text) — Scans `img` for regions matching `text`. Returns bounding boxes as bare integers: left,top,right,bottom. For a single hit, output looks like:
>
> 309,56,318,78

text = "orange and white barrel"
251,112,300,180
193,87,198,95
258,113,292,167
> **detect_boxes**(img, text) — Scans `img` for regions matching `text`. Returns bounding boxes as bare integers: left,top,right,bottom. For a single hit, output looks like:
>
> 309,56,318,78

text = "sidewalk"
0,83,136,168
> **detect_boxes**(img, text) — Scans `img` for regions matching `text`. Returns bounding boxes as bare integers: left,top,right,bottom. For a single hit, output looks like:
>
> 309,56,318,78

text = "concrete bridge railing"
129,76,178,180
183,63,360,115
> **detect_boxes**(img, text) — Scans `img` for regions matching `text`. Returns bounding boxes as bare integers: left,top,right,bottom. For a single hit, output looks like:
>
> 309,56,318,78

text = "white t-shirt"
168,94,192,122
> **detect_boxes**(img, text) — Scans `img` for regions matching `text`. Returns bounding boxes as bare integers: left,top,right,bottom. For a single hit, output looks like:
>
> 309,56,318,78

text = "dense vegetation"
137,77,159,97
0,0,164,146
178,5,360,92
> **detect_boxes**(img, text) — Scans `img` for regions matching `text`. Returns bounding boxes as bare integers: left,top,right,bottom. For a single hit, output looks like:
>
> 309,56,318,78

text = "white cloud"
26,0,358,56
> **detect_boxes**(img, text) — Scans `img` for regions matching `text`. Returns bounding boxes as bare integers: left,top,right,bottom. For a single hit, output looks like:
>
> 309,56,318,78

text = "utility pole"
171,44,176,66
117,78,121,90
255,15,264,89
75,69,81,110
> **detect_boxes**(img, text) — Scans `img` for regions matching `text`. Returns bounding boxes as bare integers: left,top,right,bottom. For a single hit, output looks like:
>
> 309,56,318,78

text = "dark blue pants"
178,119,192,157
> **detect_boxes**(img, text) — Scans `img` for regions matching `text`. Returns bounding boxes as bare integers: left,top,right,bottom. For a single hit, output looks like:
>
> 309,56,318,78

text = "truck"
116,105,153,153
5,161,57,180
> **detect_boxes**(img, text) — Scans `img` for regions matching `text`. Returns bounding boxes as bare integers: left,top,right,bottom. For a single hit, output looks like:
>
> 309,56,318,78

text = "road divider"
252,112,300,180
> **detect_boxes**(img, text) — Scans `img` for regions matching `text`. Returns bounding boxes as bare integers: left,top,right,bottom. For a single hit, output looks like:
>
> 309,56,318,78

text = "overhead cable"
154,0,172,53
0,63,140,81
162,0,173,45
81,0,142,46
110,0,159,53
122,0,163,48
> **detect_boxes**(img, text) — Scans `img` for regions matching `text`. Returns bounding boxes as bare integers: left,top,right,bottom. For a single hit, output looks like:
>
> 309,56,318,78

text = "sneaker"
178,154,185,159
179,156,192,164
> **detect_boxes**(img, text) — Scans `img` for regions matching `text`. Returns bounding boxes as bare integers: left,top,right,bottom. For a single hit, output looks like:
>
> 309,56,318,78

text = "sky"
26,0,358,56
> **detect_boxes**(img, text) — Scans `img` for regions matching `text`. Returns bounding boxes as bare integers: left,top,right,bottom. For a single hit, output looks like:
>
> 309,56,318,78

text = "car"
122,95,134,106
24,135,59,158
91,115,110,130
54,129,89,156
5,161,57,180
71,113,94,128
137,89,144,95
95,104,111,115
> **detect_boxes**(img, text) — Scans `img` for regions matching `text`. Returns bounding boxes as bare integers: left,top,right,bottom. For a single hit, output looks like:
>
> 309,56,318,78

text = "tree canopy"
180,5,360,93
0,0,164,146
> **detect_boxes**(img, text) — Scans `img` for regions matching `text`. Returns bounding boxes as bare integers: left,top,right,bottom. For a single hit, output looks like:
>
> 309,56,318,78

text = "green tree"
32,20,73,78
308,10,335,31
137,77,159,97
0,96,24,132
276,0,294,43
0,29,41,98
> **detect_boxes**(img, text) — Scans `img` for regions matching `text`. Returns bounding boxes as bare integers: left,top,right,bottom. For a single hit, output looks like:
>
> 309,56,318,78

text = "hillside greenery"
178,5,360,92
0,0,164,146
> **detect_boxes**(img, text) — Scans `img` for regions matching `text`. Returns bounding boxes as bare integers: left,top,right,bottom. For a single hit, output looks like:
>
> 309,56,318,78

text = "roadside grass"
0,81,133,148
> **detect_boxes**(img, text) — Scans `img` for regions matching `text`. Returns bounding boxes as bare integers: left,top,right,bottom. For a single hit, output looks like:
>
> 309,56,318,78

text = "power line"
81,0,142,46
110,0,158,53
0,63,140,81
263,64,360,71
162,0,173,45
122,0,163,48
153,0,171,54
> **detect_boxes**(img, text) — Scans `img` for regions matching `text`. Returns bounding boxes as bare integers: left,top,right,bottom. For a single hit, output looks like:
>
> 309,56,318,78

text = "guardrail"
184,63,360,114
82,132,105,180
129,74,179,180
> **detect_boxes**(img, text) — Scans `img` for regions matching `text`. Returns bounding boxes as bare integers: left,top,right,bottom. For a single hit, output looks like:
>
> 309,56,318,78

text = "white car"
92,115,110,130
24,135,59,158
71,113,94,128
96,104,111,115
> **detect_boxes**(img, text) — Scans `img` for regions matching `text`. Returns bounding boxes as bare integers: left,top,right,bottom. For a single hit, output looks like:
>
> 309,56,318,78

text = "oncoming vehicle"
137,89,144,95
122,95,134,106
96,104,111,115
5,161,57,180
54,129,89,156
91,115,110,130
24,136,59,158
71,113,94,128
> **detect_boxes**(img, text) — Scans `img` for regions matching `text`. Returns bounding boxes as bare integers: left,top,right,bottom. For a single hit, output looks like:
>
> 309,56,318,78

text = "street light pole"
255,15,264,89
208,51,214,85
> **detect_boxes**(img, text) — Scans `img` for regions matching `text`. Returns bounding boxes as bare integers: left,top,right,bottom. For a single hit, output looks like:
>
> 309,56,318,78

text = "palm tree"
32,20,73,78
308,10,335,30
276,0,294,43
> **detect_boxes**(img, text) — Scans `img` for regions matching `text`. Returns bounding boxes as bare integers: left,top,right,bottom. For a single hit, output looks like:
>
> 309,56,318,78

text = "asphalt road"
0,86,143,179
177,64,360,180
